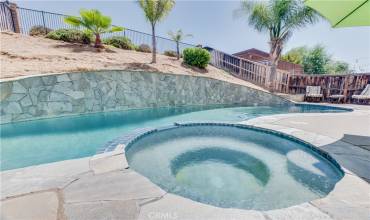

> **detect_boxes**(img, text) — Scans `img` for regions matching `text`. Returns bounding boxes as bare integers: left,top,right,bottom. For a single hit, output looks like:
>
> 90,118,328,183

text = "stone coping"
105,122,344,176
1,108,369,220
0,69,261,86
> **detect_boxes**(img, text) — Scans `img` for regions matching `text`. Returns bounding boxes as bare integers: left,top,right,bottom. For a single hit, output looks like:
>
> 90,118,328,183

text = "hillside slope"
0,32,264,91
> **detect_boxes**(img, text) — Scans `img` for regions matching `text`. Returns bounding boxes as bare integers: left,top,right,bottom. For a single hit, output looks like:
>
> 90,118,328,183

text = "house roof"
233,48,270,58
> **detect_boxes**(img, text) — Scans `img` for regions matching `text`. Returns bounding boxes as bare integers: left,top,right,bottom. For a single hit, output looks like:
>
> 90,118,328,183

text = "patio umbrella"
305,0,370,27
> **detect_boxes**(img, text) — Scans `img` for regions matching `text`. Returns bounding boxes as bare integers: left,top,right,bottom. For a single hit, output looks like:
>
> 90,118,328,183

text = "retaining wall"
0,70,291,124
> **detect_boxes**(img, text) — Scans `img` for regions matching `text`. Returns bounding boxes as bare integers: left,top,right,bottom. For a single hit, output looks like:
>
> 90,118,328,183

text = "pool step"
96,127,155,154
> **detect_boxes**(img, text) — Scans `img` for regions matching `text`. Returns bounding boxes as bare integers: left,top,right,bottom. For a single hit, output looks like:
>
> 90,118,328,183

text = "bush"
29,25,53,36
136,44,152,53
164,50,178,57
183,47,211,69
46,29,92,44
103,36,135,50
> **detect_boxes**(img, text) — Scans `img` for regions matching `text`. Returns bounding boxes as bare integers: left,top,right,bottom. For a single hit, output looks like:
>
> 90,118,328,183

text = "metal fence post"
41,10,48,33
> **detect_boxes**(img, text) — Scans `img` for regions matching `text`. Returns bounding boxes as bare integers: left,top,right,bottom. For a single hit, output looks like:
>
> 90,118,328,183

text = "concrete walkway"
1,104,369,220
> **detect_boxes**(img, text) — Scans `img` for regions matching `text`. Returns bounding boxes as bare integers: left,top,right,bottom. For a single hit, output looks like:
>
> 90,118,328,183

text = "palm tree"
138,0,175,63
65,9,123,48
236,0,320,91
168,29,192,60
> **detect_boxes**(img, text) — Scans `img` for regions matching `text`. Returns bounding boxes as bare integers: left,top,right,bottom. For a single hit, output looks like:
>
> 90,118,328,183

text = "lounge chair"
305,86,323,102
352,84,370,104
328,94,345,103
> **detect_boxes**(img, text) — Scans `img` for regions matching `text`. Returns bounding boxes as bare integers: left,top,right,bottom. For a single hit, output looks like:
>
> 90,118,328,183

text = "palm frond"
63,9,123,35
110,26,124,33
237,0,320,41
64,16,82,27
168,29,192,42
237,1,272,33
138,0,175,25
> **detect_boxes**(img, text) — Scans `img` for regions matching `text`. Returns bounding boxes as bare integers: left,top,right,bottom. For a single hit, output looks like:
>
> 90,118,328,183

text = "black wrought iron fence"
17,6,74,34
0,1,196,53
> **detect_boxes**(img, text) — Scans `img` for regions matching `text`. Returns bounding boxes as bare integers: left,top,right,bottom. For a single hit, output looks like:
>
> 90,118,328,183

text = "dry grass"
0,32,264,91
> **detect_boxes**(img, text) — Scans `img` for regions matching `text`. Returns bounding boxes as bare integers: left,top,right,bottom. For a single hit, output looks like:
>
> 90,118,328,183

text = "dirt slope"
0,32,264,91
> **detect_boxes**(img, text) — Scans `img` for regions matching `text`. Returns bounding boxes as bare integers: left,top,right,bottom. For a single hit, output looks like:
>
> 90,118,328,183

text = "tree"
236,0,320,91
138,0,175,63
168,29,192,59
326,61,351,74
283,45,352,74
281,46,308,64
65,9,123,48
302,45,330,74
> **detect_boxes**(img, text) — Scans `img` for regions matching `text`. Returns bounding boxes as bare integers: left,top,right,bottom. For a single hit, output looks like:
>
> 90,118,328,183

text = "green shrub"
29,25,52,36
183,47,211,69
46,29,92,44
164,50,178,57
136,44,152,53
102,36,135,50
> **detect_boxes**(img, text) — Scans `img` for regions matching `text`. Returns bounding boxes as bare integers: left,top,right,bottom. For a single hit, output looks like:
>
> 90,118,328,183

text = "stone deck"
1,104,369,220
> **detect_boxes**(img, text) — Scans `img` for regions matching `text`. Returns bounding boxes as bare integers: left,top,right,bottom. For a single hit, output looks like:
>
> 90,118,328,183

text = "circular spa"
125,123,344,211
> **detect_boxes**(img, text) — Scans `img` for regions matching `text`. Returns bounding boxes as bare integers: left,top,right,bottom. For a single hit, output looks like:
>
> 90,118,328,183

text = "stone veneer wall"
0,70,291,124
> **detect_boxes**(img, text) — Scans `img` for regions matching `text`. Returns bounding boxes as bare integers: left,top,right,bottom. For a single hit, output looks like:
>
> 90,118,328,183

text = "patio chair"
305,86,323,102
328,94,345,103
352,84,370,104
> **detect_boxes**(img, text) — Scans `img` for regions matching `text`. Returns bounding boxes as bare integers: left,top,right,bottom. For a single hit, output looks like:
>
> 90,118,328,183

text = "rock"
28,106,38,116
68,73,82,81
19,77,43,89
20,95,33,107
0,114,12,124
264,203,332,220
90,151,128,175
56,74,70,82
15,113,33,121
53,83,73,95
3,102,22,114
0,82,13,101
310,174,370,220
49,92,70,102
65,91,85,99
1,157,90,199
1,191,59,220
64,170,165,203
6,93,26,102
38,90,50,102
139,194,265,220
64,200,139,220
29,87,43,104
47,102,72,113
72,77,90,90
42,75,57,86
12,81,27,93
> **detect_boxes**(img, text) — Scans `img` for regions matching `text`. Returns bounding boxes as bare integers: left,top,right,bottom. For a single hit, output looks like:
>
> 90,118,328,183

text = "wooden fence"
209,48,269,87
286,74,370,101
207,48,370,101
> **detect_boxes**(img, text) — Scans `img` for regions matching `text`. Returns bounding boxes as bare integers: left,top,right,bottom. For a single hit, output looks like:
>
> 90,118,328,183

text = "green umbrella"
305,0,370,27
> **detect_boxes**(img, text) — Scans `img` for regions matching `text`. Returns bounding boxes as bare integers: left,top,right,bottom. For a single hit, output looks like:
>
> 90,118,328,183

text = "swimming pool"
125,123,343,210
0,104,349,170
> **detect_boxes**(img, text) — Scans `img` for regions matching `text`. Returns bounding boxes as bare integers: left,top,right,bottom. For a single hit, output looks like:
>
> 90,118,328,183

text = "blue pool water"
126,124,343,210
0,104,348,170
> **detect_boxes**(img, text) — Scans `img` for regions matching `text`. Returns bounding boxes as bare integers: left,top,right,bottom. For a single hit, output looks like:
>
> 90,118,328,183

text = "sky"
14,0,370,72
